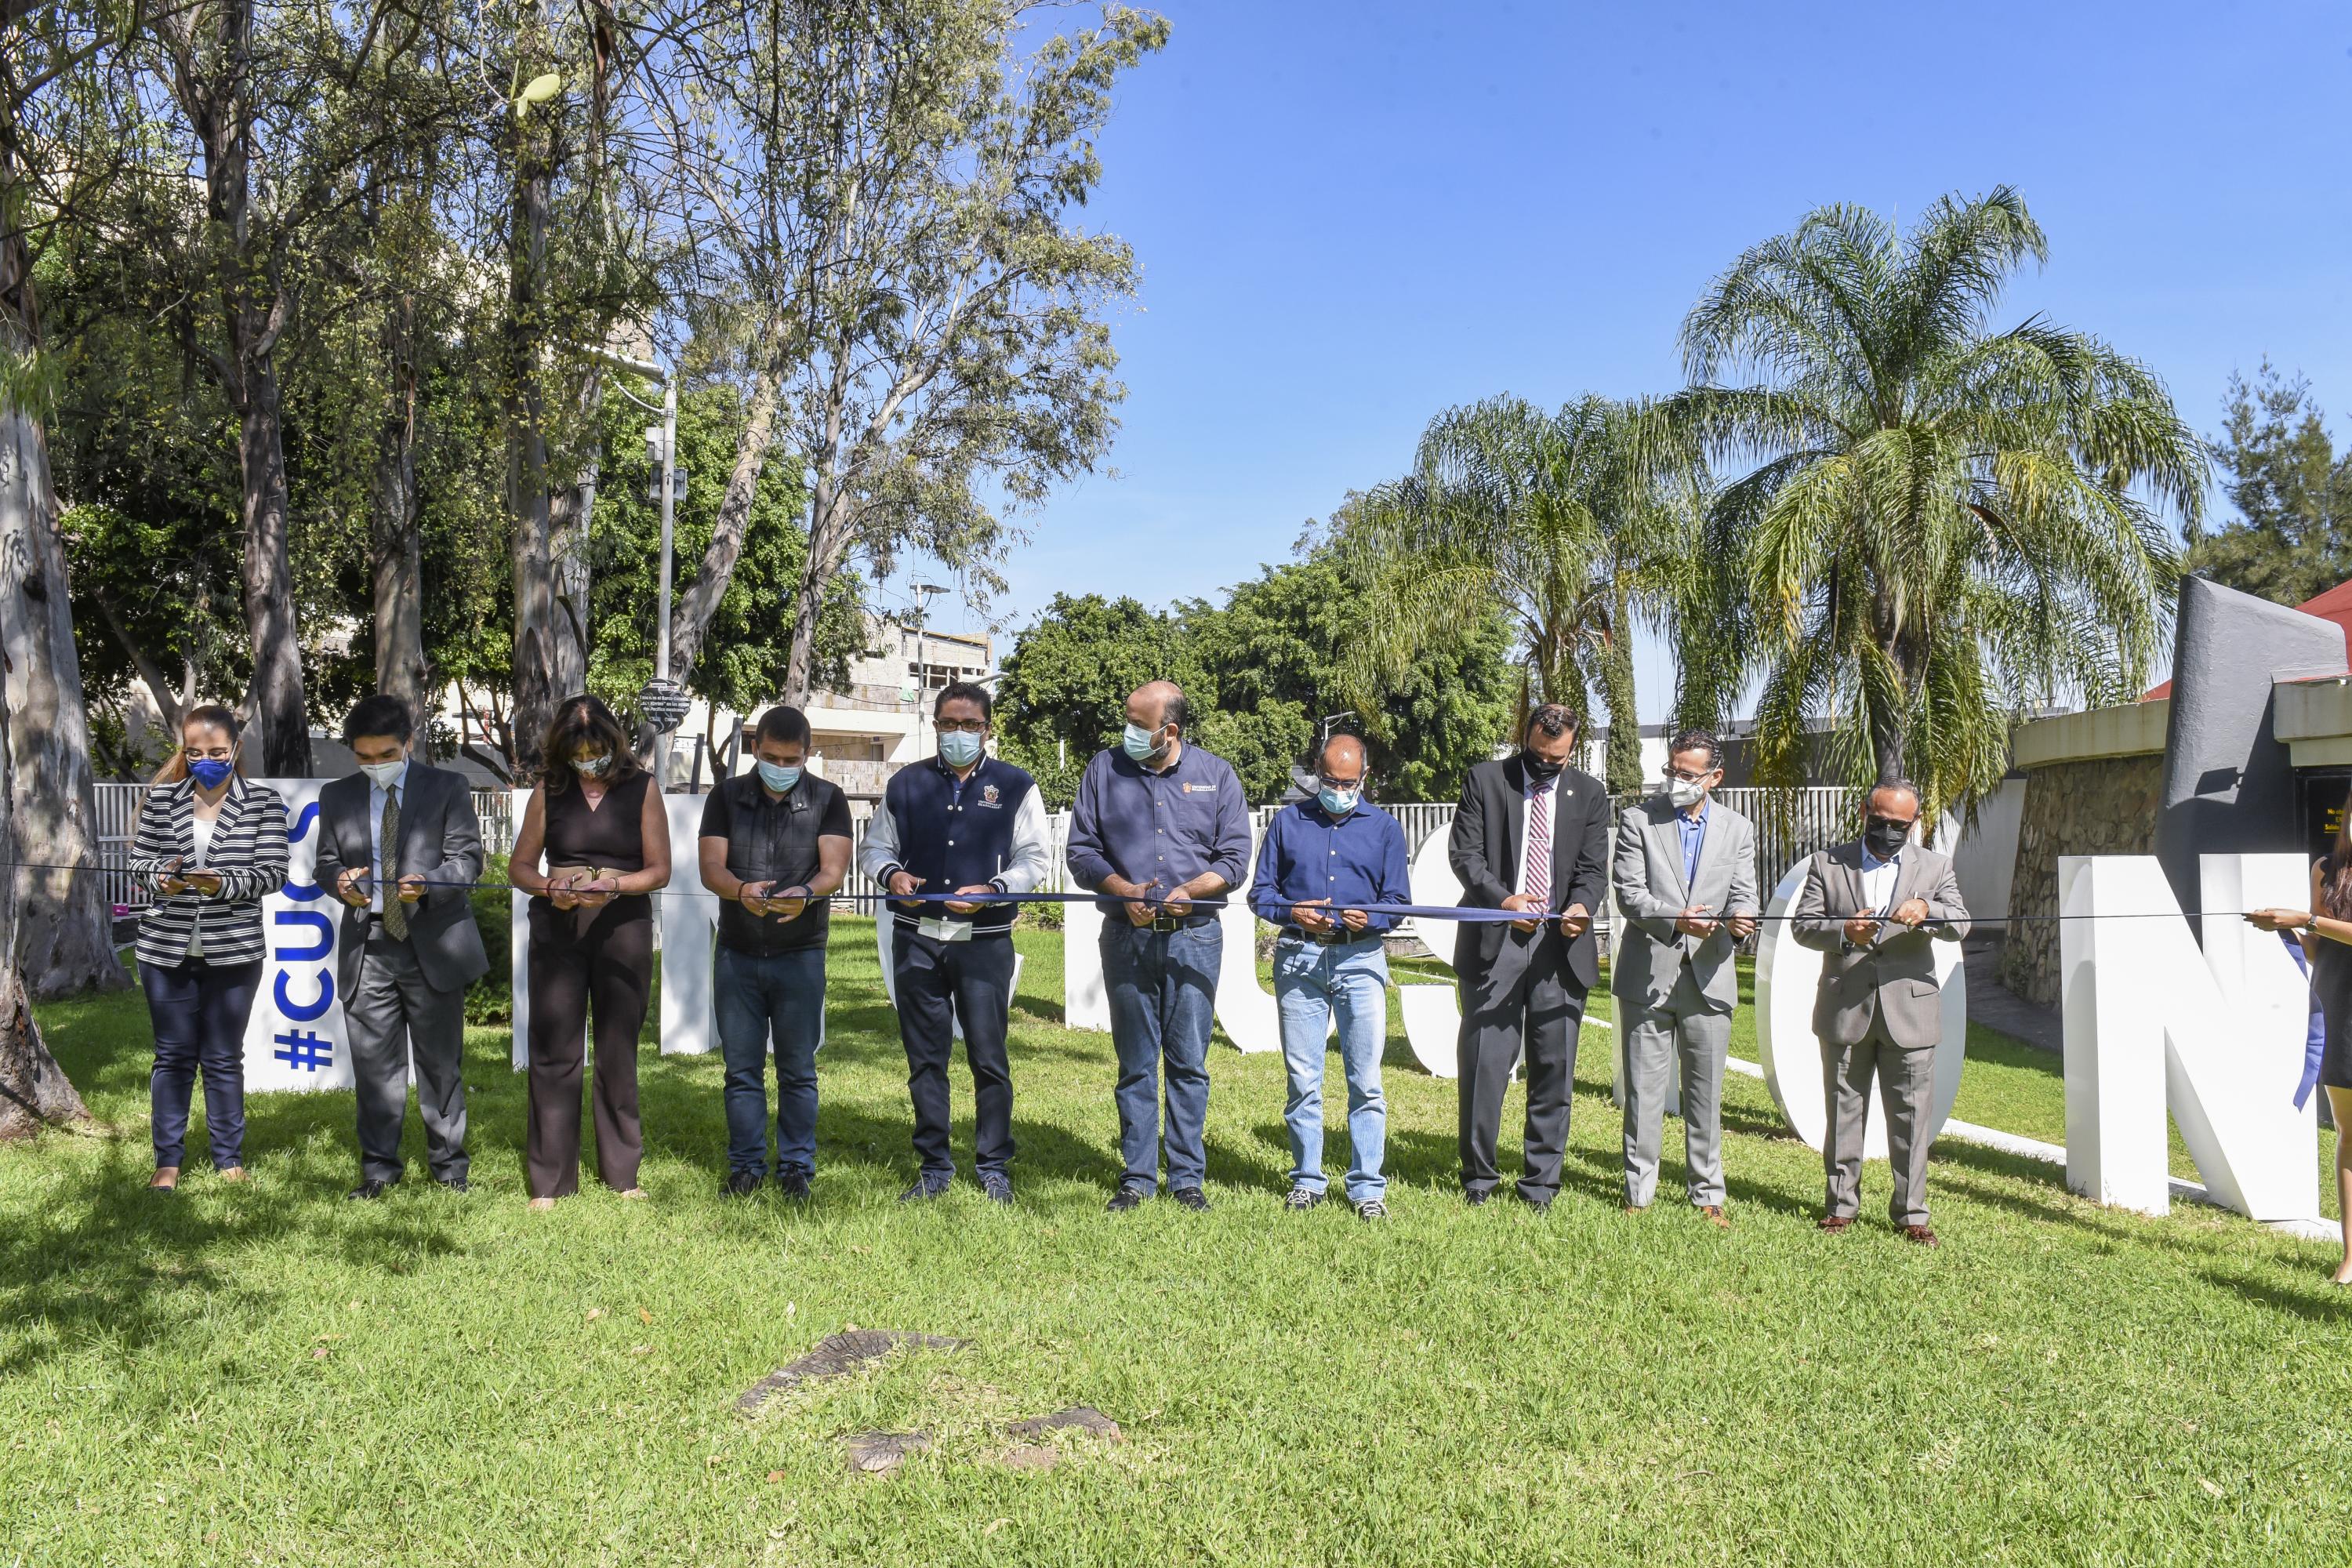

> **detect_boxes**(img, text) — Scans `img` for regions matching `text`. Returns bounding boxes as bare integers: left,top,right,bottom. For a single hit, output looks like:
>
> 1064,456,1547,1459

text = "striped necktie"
380,786,407,940
1524,782,1552,909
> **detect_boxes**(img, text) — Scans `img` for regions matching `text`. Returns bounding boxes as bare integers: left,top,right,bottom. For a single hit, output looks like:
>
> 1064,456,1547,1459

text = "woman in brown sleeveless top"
509,695,673,1207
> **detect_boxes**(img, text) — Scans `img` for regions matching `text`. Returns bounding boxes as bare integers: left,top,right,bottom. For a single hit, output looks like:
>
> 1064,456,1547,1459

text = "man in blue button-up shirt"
1066,679,1252,1213
1248,734,1410,1219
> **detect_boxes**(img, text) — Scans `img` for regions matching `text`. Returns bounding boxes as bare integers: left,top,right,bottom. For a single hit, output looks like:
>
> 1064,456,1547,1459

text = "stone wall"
1998,754,2163,1006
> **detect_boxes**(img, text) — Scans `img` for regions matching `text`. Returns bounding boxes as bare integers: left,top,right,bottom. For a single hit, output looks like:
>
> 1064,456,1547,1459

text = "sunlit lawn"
4,922,2349,1565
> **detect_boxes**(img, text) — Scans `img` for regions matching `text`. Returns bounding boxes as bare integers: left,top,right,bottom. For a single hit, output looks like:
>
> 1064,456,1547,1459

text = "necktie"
1524,782,1552,909
380,786,407,940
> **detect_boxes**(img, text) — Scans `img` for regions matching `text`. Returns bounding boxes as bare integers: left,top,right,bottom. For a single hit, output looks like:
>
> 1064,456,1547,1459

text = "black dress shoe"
724,1171,764,1197
1462,1187,1494,1207
1171,1187,1211,1213
347,1178,394,1201
775,1169,811,1202
898,1173,953,1203
435,1175,470,1194
1105,1186,1149,1213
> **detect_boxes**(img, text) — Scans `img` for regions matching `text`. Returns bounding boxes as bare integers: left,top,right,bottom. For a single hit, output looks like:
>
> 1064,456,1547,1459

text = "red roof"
2144,578,2352,700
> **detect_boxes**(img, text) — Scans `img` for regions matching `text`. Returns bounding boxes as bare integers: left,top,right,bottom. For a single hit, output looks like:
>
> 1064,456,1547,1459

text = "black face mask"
1523,752,1563,783
1864,815,1911,858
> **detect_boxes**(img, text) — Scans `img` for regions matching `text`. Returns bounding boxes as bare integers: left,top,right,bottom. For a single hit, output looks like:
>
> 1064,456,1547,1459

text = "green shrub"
466,852,514,1025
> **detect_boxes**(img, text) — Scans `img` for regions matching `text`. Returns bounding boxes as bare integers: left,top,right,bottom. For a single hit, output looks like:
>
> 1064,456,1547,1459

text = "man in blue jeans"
697,706,853,1199
1249,733,1410,1221
1066,679,1253,1213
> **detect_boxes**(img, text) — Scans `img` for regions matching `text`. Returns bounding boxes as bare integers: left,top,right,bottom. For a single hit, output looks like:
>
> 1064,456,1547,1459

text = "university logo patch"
981,783,1001,807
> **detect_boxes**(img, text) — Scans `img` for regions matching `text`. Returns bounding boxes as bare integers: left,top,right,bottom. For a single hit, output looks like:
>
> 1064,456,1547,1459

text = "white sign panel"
240,779,355,1092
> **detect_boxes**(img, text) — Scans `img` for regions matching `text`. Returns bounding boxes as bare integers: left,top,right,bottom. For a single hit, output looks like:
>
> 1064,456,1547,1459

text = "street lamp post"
583,347,691,763
909,580,947,758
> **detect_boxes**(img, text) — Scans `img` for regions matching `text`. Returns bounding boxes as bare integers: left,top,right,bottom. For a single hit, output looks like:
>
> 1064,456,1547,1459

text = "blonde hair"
151,705,245,787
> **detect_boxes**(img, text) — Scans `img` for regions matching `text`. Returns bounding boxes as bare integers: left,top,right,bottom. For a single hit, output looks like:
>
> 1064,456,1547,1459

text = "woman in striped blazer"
127,706,289,1191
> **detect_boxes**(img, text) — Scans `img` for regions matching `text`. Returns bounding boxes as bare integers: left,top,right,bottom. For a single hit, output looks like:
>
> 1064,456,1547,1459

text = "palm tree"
1339,394,1693,793
1664,187,2205,824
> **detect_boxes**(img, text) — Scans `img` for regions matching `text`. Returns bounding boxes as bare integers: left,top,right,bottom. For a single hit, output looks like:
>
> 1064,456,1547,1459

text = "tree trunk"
1599,580,1642,796
781,481,852,705
505,92,560,778
0,611,92,1136
670,350,784,685
371,285,430,746
549,448,595,701
0,171,128,1001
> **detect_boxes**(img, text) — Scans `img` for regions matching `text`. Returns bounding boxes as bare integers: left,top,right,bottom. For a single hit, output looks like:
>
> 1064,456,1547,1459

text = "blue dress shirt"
1065,744,1253,909
1248,800,1412,935
367,759,410,913
1675,800,1708,890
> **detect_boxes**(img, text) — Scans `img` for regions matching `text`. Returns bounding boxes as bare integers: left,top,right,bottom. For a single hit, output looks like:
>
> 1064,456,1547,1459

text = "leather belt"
1284,926,1371,946
1148,912,1217,933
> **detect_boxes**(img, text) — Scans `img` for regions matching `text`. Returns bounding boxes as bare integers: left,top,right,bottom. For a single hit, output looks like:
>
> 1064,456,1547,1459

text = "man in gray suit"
1790,779,1971,1246
315,695,492,1199
1610,728,1758,1227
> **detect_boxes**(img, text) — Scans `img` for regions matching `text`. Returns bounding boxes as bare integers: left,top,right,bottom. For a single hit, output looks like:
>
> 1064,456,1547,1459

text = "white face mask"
360,757,406,788
1664,775,1708,809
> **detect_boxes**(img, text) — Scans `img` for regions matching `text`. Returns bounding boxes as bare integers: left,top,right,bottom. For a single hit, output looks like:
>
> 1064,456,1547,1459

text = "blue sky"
887,0,2352,720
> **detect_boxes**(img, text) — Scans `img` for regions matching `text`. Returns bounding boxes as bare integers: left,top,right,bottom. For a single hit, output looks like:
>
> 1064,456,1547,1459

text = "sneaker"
898,1173,953,1203
775,1169,811,1202
1171,1187,1211,1213
1105,1186,1149,1214
1355,1198,1388,1222
979,1171,1014,1205
723,1171,764,1198
1283,1186,1325,1212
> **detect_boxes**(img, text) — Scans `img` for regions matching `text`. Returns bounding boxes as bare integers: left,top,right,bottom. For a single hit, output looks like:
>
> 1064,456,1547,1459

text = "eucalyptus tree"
1665,187,2205,822
1340,394,1691,793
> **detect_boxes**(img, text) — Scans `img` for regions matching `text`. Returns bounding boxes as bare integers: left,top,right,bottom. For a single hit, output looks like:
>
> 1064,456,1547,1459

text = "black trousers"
524,913,651,1197
1456,927,1587,1201
891,928,1016,1177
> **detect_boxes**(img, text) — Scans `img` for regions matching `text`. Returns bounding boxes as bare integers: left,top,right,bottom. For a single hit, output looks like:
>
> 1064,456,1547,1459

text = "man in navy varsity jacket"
858,681,1053,1203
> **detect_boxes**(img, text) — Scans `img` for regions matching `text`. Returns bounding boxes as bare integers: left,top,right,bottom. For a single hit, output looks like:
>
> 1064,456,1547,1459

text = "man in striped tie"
1446,704,1612,1210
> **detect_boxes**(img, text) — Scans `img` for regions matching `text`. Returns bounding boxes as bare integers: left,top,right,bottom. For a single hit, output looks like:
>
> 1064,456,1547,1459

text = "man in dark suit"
1447,703,1611,1209
314,695,492,1198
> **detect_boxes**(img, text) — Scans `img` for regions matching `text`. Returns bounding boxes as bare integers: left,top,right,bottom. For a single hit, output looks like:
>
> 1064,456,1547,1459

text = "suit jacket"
1610,796,1759,1013
312,760,492,1000
1447,755,1610,993
1789,840,1972,1049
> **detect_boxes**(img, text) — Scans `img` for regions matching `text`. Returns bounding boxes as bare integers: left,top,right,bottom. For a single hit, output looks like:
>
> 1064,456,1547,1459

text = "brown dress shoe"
1901,1225,1939,1247
1817,1214,1854,1233
1700,1205,1730,1230
1622,1203,1647,1215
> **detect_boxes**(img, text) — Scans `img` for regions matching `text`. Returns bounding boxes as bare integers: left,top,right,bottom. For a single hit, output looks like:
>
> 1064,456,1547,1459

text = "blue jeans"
714,943,827,1177
1101,920,1221,1192
142,957,262,1170
1273,934,1389,1201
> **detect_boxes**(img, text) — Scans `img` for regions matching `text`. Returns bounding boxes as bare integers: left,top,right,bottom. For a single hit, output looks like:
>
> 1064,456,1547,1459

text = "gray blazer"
1610,796,1759,1012
1789,840,1971,1049
312,761,492,999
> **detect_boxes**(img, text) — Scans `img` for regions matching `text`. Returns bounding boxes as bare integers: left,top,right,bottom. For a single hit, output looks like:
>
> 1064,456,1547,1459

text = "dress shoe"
723,1171,764,1198
149,1166,180,1193
979,1171,1014,1205
435,1175,470,1194
1901,1225,1940,1248
775,1169,811,1202
1622,1203,1648,1215
1517,1191,1553,1214
1171,1187,1211,1213
1462,1188,1494,1207
1105,1186,1149,1213
898,1173,953,1203
347,1178,395,1201
1817,1214,1854,1234
1700,1206,1730,1230
216,1167,246,1183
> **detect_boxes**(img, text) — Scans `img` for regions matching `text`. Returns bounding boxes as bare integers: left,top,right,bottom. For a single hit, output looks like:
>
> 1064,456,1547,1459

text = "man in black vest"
696,704,854,1200
858,681,1051,1203
1448,702,1611,1210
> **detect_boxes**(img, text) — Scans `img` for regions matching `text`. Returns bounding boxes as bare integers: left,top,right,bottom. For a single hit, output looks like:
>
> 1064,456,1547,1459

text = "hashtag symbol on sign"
273,1030,332,1072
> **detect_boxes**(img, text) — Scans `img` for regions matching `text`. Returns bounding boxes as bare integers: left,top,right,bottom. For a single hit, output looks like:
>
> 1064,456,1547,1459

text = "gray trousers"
1619,967,1732,1208
347,936,470,1184
1820,1014,1936,1225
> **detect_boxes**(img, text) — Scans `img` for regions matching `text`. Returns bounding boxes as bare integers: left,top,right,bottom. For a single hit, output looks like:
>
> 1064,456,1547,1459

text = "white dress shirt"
1514,769,1566,897
367,759,411,914
1858,844,1900,916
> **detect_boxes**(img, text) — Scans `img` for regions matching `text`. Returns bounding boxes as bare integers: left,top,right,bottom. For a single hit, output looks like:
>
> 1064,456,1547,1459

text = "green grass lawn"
6,922,2351,1566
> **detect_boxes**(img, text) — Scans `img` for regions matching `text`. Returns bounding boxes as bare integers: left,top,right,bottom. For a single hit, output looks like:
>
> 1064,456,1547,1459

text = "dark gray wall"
2154,576,2349,913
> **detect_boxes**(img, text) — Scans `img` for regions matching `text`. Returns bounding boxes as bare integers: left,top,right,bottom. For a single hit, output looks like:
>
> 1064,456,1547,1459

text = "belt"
1146,912,1218,933
1283,926,1375,947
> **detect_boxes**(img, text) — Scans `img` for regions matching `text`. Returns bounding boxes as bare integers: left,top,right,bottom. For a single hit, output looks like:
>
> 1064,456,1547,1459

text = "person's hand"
887,869,922,901
1160,884,1195,918
739,879,776,917
1675,906,1717,938
2249,907,2310,934
156,857,189,898
944,883,996,915
1725,910,1759,941
572,876,615,909
548,874,579,911
183,870,223,898
1292,899,1334,934
1501,891,1541,933
1124,881,1160,927
1842,914,1880,946
335,866,371,909
397,873,426,905
1339,906,1370,933
1559,902,1592,939
769,885,810,921
1889,896,1931,929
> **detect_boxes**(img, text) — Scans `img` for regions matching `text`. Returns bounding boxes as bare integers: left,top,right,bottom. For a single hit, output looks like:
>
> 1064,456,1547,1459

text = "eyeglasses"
1316,775,1365,790
935,719,989,735
182,744,234,760
1665,767,1717,784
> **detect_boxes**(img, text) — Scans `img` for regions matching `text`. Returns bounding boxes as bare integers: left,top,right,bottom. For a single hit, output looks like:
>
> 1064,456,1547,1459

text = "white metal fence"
93,782,1859,911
